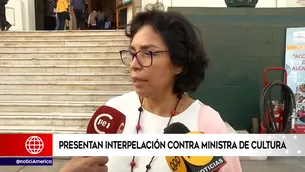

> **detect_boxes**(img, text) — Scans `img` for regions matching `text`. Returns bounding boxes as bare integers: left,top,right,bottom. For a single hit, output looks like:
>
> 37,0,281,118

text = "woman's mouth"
132,77,147,86
132,77,146,82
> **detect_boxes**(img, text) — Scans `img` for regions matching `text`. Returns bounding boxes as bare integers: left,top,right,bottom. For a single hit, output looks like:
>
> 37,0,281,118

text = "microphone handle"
182,156,226,172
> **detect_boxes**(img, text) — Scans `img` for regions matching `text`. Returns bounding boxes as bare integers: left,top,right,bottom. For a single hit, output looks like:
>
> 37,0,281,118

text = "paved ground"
0,157,304,172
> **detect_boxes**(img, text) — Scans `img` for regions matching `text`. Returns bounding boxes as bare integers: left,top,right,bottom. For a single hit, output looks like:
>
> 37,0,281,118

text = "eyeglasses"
119,50,168,67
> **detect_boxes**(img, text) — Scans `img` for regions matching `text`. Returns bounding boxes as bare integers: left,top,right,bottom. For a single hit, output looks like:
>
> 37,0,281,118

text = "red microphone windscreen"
86,105,126,134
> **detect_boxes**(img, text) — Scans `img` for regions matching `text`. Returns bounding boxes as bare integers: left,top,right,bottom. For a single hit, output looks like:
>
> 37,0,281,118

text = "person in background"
60,5,242,172
55,13,60,30
64,3,71,30
54,0,60,30
104,16,111,30
56,0,68,30
43,0,56,30
0,0,11,31
96,8,106,29
71,0,85,30
83,0,89,27
87,7,97,30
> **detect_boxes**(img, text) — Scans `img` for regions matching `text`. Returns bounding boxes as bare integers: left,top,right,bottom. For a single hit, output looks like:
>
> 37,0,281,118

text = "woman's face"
129,25,179,98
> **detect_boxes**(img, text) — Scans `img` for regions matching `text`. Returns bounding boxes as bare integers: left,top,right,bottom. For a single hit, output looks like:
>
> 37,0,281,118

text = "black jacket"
0,0,8,5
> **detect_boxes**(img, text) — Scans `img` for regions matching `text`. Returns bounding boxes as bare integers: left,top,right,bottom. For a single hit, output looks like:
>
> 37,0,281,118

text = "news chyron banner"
51,134,303,156
0,134,53,166
0,134,305,162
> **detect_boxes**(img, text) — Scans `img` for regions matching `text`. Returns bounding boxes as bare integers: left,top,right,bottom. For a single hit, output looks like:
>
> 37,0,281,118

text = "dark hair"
125,7,208,95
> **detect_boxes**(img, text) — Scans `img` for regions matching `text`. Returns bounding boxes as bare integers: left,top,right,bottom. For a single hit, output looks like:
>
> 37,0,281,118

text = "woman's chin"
134,88,149,97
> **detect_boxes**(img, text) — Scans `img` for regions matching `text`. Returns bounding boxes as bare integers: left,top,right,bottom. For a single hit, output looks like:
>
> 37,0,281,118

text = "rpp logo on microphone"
93,113,125,134
94,113,113,133
87,105,126,134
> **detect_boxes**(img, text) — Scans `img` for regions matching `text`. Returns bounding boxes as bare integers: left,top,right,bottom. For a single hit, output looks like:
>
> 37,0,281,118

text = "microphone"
86,105,126,134
164,122,227,172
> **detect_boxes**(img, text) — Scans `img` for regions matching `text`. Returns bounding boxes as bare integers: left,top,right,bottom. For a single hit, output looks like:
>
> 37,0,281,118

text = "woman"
60,7,242,172
56,0,68,30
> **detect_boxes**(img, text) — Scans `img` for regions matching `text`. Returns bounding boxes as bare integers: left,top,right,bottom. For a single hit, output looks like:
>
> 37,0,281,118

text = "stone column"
5,0,34,31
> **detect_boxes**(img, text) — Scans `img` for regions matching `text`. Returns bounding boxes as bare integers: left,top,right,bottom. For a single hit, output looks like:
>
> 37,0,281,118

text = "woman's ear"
174,66,183,75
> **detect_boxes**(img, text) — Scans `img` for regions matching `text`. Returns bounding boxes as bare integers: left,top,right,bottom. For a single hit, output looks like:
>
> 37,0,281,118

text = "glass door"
116,0,134,29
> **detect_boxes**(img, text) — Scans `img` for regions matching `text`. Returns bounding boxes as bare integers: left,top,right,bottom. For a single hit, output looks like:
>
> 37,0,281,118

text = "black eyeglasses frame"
119,50,168,67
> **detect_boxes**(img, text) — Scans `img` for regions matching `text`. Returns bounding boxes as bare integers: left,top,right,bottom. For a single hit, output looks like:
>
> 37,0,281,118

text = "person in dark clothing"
0,0,11,31
71,0,85,30
96,8,106,30
44,0,57,30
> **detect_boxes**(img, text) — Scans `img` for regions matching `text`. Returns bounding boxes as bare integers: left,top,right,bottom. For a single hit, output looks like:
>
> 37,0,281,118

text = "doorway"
87,0,116,29
34,0,57,30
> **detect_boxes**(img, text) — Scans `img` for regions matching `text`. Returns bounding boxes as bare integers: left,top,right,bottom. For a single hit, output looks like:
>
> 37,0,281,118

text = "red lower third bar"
0,134,53,156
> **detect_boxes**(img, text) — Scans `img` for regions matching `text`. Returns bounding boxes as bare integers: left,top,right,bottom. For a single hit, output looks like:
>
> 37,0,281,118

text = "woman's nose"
130,56,142,70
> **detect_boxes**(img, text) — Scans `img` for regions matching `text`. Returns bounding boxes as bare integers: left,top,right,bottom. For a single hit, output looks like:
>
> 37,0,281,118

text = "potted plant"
225,0,259,8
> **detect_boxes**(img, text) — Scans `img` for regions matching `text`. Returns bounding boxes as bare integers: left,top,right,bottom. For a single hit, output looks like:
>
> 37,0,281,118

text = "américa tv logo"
25,136,45,155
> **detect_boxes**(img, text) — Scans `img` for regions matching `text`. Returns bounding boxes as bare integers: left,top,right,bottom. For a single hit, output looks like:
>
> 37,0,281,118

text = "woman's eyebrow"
129,46,135,50
129,44,159,50
140,44,159,49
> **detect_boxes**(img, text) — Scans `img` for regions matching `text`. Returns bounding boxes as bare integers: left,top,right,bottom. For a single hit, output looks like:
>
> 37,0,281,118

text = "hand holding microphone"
60,105,126,172
59,156,109,172
164,122,227,172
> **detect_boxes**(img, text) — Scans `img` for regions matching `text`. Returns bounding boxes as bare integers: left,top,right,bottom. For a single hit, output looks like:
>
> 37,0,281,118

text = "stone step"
0,73,130,81
0,36,127,41
0,40,129,46
0,112,90,133
0,112,90,127
0,90,126,102
0,45,128,52
0,65,129,73
0,125,86,133
0,30,125,36
0,101,104,113
0,81,133,91
0,52,122,59
0,58,123,65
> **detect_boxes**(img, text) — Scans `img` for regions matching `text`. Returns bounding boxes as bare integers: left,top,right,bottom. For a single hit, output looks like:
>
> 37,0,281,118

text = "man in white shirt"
87,8,97,29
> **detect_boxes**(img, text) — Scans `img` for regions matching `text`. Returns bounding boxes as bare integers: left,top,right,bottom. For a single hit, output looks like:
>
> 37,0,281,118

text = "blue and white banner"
285,27,305,133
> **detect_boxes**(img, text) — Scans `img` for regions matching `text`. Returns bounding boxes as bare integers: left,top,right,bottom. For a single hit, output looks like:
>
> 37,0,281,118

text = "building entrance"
33,0,134,30
34,0,57,30
87,0,116,29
